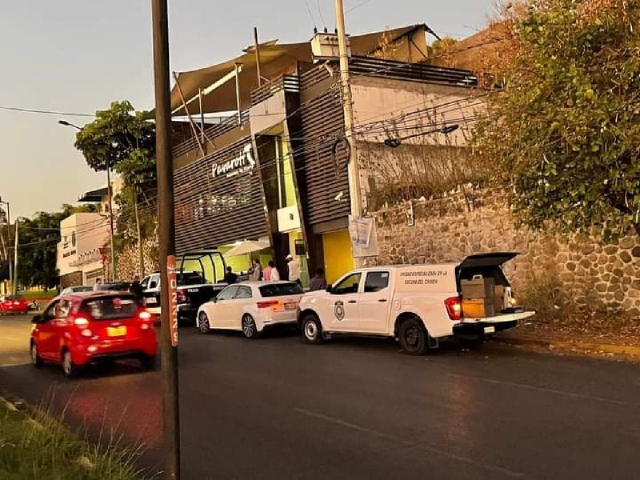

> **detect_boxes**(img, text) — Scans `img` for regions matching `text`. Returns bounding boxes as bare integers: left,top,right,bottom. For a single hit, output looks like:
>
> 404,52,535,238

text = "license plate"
284,302,297,310
107,326,127,337
144,298,156,305
484,326,496,334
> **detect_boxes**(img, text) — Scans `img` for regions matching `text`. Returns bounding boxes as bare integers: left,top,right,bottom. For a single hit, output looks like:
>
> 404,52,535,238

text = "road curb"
495,336,640,359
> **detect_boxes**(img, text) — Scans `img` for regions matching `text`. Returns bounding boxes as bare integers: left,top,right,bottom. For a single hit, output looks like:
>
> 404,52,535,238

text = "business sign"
349,215,379,258
212,144,256,179
167,255,178,347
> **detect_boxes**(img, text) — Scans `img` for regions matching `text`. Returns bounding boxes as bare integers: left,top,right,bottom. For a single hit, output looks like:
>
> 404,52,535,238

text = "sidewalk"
496,319,640,361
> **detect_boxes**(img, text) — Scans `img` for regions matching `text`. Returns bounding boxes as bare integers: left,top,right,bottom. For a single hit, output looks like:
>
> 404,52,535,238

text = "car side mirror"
211,297,218,303
326,285,333,293
31,314,44,324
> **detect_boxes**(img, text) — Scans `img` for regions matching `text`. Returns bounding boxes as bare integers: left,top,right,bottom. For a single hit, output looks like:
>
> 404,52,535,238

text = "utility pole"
0,199,13,286
106,160,117,281
12,219,19,296
151,0,180,478
335,0,364,267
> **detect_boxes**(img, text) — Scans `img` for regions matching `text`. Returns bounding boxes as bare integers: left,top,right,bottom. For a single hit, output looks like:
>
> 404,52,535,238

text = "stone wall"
368,189,640,316
115,238,159,281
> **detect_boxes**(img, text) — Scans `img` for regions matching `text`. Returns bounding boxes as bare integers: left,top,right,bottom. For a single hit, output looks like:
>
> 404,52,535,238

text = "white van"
297,253,535,355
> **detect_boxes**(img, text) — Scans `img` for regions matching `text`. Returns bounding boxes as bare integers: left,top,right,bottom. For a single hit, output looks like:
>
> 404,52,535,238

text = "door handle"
378,299,388,303
348,300,357,304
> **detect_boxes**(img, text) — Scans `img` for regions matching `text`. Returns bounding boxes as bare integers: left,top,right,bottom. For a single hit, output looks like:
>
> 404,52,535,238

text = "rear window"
82,295,139,320
259,283,303,298
178,273,205,286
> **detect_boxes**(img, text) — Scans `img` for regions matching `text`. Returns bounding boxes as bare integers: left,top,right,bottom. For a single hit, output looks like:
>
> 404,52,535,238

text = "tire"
61,350,81,378
197,312,211,334
242,315,261,339
30,341,43,368
301,313,324,345
398,317,429,356
141,355,157,371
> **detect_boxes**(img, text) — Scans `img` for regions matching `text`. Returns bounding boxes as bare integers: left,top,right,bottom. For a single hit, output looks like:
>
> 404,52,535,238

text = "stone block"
604,245,618,255
619,237,635,249
597,254,608,266
620,251,632,263
582,245,595,255
578,258,591,269
632,246,640,258
594,283,608,293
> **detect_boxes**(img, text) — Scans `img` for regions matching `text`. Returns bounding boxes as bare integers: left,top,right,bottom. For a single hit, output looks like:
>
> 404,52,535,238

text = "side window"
364,271,390,293
234,286,252,299
55,300,72,319
333,273,362,295
217,286,238,301
43,300,60,320
140,276,150,289
149,275,160,289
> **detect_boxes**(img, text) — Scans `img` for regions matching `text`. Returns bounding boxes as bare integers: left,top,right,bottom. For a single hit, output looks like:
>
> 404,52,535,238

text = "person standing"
249,259,262,281
263,261,273,281
267,260,280,282
224,266,238,284
309,268,327,291
286,254,301,287
93,278,103,291
130,275,144,301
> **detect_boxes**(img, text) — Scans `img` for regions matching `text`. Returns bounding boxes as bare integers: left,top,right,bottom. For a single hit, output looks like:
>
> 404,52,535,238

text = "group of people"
223,254,328,291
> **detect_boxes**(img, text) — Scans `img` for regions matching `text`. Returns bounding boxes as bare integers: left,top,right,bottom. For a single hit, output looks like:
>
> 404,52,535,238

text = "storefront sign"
212,144,255,179
167,255,178,347
349,215,379,258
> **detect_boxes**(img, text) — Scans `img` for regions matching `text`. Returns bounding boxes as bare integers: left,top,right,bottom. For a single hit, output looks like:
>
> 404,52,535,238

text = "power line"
0,105,95,118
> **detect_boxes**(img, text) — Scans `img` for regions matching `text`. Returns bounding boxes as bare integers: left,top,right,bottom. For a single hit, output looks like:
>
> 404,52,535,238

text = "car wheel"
398,317,429,356
141,355,157,371
197,312,211,334
30,342,43,368
242,315,260,339
301,313,324,345
61,350,81,378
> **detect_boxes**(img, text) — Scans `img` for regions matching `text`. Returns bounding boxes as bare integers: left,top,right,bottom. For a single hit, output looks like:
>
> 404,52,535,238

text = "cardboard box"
462,299,495,318
461,276,495,300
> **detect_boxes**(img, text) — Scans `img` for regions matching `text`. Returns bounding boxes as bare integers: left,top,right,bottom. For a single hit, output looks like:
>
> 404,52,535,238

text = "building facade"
169,25,482,285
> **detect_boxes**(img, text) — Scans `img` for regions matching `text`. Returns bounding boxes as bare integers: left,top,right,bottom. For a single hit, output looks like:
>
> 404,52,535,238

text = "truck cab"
142,250,228,323
297,252,535,355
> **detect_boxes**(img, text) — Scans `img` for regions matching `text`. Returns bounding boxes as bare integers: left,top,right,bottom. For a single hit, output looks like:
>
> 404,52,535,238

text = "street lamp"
0,197,12,290
58,119,117,282
384,124,460,148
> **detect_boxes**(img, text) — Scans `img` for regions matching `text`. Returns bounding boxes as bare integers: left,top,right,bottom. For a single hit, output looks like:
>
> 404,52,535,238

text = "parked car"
297,253,535,355
30,291,157,377
0,295,29,315
196,281,304,338
61,286,94,295
142,250,229,323
97,281,132,292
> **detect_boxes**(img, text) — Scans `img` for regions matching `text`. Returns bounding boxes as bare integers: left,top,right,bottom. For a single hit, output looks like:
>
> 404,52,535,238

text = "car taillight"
257,300,278,309
139,311,152,320
73,317,90,327
177,290,186,304
445,297,462,321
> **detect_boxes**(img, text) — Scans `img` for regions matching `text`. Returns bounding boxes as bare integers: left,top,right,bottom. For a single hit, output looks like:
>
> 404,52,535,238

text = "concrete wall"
367,189,640,316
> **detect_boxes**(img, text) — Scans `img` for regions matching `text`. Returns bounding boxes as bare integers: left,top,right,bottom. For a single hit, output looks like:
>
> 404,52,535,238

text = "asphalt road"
1,315,639,480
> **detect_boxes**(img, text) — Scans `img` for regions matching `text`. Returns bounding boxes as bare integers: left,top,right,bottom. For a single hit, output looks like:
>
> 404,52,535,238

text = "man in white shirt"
93,278,103,291
286,254,301,287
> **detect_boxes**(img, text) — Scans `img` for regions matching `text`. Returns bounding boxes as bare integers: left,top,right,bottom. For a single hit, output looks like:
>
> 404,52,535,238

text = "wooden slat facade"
174,137,268,254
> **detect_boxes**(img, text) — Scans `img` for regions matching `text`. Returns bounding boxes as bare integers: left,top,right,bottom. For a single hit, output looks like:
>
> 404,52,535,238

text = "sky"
0,0,497,220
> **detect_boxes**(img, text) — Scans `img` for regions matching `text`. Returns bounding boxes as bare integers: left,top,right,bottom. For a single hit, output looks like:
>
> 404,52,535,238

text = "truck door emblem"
334,301,345,321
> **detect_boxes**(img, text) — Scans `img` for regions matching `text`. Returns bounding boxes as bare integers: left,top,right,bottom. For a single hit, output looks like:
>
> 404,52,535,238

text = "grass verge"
19,290,57,300
0,399,143,480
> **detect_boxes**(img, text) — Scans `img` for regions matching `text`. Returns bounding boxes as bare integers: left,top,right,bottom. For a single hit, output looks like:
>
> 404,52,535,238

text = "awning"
164,25,426,117
223,240,270,258
78,187,107,203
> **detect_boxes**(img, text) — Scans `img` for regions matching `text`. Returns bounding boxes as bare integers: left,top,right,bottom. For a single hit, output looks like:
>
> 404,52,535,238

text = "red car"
0,295,29,315
30,291,157,377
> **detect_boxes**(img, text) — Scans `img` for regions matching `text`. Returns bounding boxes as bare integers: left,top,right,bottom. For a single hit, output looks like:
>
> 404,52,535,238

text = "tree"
74,101,156,181
475,0,640,236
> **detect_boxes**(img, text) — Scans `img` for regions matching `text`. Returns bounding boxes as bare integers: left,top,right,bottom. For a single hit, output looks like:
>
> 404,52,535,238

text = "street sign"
167,255,178,347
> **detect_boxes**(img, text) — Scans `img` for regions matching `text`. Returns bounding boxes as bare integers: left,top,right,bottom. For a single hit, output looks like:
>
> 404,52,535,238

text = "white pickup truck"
297,253,535,355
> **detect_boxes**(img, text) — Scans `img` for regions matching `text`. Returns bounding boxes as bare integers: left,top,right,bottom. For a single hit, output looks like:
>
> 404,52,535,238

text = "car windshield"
259,283,304,297
178,273,205,286
81,295,139,320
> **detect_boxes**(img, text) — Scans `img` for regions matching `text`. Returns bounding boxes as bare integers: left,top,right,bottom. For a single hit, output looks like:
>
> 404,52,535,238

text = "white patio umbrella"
223,240,270,257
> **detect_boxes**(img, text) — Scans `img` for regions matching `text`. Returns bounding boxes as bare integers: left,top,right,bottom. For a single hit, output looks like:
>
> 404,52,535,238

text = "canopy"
167,25,427,117
223,240,271,258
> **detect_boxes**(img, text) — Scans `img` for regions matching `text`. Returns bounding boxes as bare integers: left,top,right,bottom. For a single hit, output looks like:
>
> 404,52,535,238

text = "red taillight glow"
74,317,90,327
444,297,462,321
139,311,152,320
257,300,278,309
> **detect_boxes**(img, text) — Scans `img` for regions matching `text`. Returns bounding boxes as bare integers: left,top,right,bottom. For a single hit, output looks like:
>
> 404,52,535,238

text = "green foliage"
74,100,156,176
17,204,96,289
475,0,640,236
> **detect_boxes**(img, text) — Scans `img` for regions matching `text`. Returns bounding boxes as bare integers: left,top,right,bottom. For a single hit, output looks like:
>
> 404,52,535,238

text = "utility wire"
0,105,94,117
